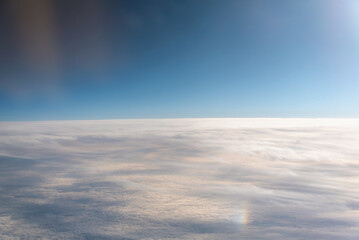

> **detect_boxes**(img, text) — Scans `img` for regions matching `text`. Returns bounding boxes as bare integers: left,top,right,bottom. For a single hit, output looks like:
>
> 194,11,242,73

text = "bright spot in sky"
236,207,250,226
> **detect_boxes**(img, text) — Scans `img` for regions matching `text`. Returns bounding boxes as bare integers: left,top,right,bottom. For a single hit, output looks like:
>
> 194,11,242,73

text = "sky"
1,119,359,239
0,0,359,120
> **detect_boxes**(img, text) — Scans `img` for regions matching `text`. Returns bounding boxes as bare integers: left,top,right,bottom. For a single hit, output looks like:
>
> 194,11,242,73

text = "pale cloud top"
0,119,359,239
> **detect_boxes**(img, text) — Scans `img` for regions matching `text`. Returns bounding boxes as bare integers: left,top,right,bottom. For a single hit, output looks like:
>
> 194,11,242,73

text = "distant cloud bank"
0,119,358,239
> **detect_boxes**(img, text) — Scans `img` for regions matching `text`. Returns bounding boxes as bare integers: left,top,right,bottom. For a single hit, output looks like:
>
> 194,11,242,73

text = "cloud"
0,119,358,239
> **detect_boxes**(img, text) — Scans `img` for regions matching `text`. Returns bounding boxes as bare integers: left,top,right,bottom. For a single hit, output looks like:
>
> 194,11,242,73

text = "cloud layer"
0,119,358,239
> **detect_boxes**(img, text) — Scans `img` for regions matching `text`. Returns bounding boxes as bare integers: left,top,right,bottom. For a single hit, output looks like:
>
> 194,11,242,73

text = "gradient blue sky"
0,0,358,120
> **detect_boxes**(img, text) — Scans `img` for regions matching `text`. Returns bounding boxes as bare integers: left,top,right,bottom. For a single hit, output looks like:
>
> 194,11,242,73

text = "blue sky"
0,0,358,120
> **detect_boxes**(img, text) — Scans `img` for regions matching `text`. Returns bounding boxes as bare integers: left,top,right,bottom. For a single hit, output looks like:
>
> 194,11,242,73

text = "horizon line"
1,116,359,123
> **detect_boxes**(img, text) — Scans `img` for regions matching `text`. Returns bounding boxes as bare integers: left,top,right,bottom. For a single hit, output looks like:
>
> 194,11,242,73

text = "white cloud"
0,119,358,239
